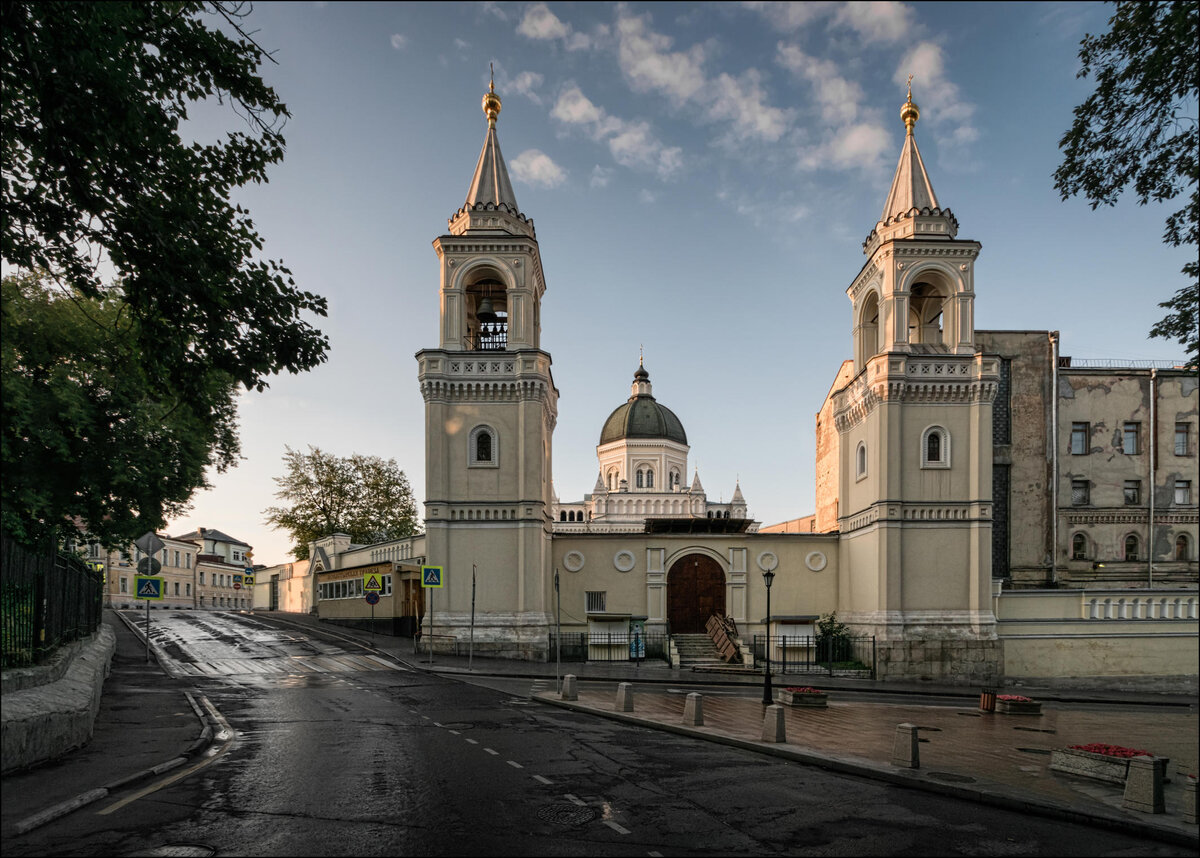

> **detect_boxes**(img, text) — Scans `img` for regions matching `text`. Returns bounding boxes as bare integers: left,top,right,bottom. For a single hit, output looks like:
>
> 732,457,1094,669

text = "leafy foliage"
1,2,329,547
264,446,421,560
2,272,239,547
1054,1,1199,367
815,611,853,663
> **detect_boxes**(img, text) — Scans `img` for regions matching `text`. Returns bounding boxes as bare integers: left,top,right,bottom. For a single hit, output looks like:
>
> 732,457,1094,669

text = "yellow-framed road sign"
363,573,384,592
421,566,444,588
135,575,164,600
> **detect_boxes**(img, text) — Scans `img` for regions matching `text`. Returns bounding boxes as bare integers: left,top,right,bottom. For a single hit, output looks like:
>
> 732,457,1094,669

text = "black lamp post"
761,569,775,705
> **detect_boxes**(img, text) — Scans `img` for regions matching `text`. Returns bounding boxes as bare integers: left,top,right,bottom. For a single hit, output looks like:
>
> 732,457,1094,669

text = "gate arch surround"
667,552,727,634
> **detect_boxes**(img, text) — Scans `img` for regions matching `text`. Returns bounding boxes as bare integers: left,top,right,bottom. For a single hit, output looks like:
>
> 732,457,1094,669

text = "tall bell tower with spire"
829,83,1002,682
415,76,558,658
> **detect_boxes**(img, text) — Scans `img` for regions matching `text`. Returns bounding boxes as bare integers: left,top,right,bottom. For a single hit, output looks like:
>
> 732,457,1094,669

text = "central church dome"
599,365,688,446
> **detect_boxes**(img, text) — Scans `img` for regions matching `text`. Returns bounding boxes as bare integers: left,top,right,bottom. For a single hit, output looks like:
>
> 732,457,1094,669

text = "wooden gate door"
667,554,726,633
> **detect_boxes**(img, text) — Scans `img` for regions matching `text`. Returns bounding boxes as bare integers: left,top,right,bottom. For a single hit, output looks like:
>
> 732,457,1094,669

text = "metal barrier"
1,532,104,668
549,632,670,664
752,634,876,678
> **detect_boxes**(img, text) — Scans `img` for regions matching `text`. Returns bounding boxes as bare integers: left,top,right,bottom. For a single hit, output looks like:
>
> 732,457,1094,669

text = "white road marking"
603,820,630,835
465,738,478,745
507,760,523,769
484,748,499,755
564,794,586,806
532,775,553,785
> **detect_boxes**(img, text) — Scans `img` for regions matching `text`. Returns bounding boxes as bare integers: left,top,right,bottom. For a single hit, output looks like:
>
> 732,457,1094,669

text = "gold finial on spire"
901,74,919,135
639,344,644,366
482,63,501,127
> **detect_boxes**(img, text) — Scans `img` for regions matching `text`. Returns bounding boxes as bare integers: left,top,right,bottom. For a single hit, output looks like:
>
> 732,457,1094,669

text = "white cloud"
518,3,570,40
798,122,892,171
895,41,978,153
509,71,545,105
707,70,793,143
615,9,707,106
551,86,683,179
833,2,915,43
510,149,567,188
390,33,407,50
777,44,863,126
589,166,614,188
638,189,657,204
454,38,470,51
743,1,831,32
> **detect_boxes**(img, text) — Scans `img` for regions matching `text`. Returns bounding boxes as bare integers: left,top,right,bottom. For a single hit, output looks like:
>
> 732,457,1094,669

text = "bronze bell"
477,295,498,323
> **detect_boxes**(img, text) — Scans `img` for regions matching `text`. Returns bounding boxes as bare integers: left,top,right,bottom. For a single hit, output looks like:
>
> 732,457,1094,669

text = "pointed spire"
690,469,704,493
464,73,520,213
594,472,606,493
731,480,745,503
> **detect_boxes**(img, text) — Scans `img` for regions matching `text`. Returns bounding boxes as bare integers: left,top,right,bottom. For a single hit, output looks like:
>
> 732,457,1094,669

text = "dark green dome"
599,366,687,446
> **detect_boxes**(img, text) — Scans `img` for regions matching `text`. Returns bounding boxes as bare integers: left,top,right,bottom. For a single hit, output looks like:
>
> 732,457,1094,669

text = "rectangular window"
1176,481,1193,505
1123,480,1141,505
199,571,205,585
383,575,393,596
174,582,180,596
186,583,191,596
1070,422,1089,455
161,548,168,563
186,554,192,569
1121,422,1140,455
1071,479,1090,506
1176,423,1192,456
120,577,128,593
173,550,180,567
585,591,607,613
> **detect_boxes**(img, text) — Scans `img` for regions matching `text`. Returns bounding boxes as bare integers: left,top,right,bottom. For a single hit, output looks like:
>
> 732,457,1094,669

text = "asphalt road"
7,612,1193,857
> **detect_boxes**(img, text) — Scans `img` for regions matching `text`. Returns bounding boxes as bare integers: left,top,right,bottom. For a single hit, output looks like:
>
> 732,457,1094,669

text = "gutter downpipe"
1149,368,1156,589
1050,332,1059,586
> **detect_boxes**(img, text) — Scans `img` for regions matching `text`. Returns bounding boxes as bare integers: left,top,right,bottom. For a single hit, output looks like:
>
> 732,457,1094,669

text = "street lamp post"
761,569,775,705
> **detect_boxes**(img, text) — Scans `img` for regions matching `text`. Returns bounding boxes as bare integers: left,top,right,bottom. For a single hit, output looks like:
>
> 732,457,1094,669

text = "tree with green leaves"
264,446,421,560
1,2,329,548
1054,1,1199,368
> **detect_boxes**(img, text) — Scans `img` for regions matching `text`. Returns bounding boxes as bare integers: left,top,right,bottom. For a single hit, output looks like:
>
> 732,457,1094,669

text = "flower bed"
1050,744,1168,785
996,694,1042,716
778,687,828,707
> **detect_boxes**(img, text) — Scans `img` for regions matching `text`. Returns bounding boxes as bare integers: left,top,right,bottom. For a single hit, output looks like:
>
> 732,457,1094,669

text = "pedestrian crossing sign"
135,575,164,600
363,574,383,592
243,574,255,586
421,566,444,588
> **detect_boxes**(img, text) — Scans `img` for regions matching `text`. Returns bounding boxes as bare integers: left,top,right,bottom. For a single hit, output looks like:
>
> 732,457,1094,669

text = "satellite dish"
137,557,162,575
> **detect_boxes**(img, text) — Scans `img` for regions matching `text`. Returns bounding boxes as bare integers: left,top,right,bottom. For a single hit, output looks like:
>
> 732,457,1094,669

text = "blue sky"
166,1,1194,564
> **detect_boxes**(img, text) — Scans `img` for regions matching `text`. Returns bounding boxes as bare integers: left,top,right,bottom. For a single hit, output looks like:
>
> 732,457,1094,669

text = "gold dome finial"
901,74,919,135
482,62,501,127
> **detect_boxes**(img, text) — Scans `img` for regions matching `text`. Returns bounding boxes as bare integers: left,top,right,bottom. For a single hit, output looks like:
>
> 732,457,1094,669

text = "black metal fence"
549,632,670,664
752,634,876,678
1,532,104,668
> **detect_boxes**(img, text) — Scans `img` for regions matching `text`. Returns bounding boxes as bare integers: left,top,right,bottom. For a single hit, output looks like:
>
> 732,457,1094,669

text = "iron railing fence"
549,632,670,664
1,532,104,668
752,634,876,678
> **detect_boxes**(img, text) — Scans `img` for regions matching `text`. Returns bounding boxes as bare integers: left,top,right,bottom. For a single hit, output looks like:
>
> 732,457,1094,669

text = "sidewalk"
3,609,1197,849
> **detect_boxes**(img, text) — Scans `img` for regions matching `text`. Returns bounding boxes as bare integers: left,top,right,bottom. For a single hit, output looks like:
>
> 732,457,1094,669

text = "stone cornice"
833,355,999,432
1064,510,1199,525
417,349,558,426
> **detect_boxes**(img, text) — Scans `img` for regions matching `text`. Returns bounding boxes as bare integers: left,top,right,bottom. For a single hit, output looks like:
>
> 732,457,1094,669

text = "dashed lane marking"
507,760,523,769
484,748,499,755
604,820,631,835
532,775,553,785
564,794,586,806
465,738,478,745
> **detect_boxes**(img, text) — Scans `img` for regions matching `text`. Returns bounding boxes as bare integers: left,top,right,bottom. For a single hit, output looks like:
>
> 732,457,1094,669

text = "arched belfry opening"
855,290,881,371
667,553,726,633
908,280,946,348
467,275,508,351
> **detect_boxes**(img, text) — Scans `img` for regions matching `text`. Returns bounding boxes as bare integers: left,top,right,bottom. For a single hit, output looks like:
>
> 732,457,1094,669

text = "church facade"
311,81,1197,686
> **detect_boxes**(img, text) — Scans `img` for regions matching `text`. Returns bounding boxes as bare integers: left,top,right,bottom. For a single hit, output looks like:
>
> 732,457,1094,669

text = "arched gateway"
667,554,726,633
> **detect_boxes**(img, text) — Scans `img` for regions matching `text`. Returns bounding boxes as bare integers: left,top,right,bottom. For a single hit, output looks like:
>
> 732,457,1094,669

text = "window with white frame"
1175,422,1192,456
921,426,950,468
585,591,607,613
1123,480,1141,505
1124,534,1140,562
1071,479,1090,506
469,425,498,467
856,442,867,479
1176,480,1193,505
1121,422,1140,455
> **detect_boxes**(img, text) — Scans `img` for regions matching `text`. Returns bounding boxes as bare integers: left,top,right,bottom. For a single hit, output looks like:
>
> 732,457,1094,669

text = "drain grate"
925,771,977,784
537,804,597,826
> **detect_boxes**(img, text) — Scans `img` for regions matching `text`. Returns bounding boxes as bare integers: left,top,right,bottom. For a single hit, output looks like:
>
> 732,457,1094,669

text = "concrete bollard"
1183,776,1196,824
683,692,704,726
761,704,786,743
615,682,634,712
561,674,578,701
892,723,920,769
1122,756,1165,814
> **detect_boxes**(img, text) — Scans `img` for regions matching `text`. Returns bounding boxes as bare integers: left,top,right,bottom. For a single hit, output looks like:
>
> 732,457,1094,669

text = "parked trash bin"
979,688,996,712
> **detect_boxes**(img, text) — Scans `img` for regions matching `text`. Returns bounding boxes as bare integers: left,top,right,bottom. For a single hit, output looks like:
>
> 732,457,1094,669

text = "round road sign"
365,591,380,605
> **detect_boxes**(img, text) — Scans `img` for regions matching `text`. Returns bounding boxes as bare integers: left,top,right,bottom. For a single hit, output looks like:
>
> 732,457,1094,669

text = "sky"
164,1,1194,565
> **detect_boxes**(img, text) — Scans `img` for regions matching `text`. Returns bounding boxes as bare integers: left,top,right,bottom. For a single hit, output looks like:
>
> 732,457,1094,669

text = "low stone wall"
0,624,116,774
874,638,1002,684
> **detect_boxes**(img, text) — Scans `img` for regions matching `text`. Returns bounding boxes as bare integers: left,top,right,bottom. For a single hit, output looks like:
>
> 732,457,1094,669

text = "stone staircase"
672,633,731,669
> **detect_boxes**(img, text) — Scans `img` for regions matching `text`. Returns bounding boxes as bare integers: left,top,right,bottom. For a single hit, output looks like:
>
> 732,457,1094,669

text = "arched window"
559,511,567,522
670,470,680,489
607,469,618,491
921,426,950,469
1071,533,1087,560
469,425,498,467
1176,534,1190,562
856,442,867,479
636,470,644,488
1124,534,1140,562
646,469,654,488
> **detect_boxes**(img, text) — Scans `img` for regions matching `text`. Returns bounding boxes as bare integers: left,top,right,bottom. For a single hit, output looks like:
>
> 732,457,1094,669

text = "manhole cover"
131,846,215,857
537,804,597,826
925,771,977,784
1017,747,1053,755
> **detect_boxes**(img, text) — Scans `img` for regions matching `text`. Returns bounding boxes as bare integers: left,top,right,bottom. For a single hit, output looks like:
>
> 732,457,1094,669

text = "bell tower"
415,78,558,659
832,83,1001,683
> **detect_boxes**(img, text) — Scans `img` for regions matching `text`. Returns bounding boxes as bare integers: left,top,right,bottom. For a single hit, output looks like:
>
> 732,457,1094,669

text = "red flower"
784,686,823,694
997,694,1033,702
1067,743,1152,758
